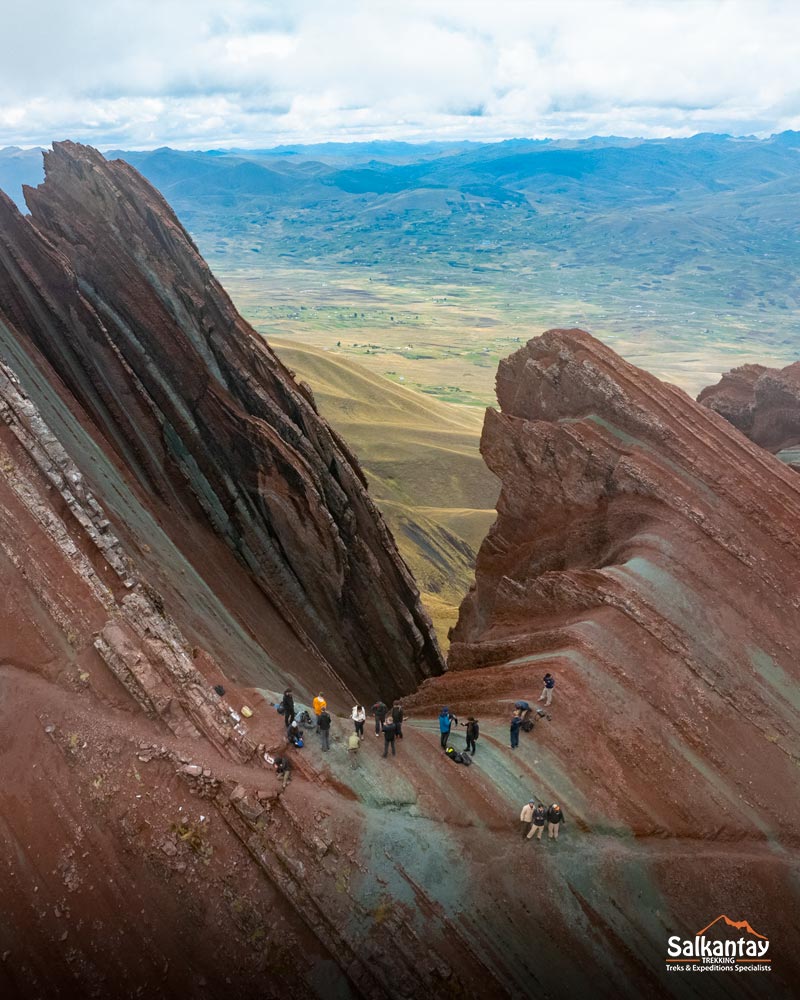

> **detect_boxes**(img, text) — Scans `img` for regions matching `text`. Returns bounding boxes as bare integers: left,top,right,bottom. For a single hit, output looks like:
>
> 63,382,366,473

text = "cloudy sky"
2,0,799,149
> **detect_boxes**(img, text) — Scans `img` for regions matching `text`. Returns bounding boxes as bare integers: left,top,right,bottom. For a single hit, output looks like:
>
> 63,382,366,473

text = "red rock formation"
0,142,442,703
442,328,800,990
698,360,800,466
4,151,800,999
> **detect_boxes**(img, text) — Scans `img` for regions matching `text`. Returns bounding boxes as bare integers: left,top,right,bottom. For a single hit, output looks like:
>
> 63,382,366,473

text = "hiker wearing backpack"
439,707,457,749
528,803,546,840
313,693,327,731
391,701,405,739
539,673,555,707
282,688,295,726
519,800,536,839
381,718,398,758
462,717,479,755
351,705,366,739
318,709,332,752
510,711,523,749
547,803,565,840
372,700,388,736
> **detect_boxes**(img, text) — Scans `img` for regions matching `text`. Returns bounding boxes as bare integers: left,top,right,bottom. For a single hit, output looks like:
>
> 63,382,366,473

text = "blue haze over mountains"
2,133,800,376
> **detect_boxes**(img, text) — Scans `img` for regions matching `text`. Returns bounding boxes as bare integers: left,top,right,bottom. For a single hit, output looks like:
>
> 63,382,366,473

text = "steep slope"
439,328,800,989
3,148,799,1000
698,360,800,467
0,141,442,703
269,338,498,642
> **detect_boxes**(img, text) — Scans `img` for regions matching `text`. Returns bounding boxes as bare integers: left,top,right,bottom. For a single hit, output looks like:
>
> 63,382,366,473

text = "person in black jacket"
372,701,388,736
283,688,296,727
318,709,332,752
510,711,523,749
381,719,397,758
528,802,546,841
274,755,292,791
391,700,404,739
547,803,565,840
463,717,479,755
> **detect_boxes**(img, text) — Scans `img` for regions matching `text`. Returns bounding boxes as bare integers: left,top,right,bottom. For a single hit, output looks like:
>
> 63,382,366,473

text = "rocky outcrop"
447,330,800,944
0,142,443,703
0,357,258,762
698,360,800,467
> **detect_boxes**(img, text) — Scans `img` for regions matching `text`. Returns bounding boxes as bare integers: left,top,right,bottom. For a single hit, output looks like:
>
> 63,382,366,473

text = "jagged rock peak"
698,358,800,465
450,327,800,670
0,141,443,700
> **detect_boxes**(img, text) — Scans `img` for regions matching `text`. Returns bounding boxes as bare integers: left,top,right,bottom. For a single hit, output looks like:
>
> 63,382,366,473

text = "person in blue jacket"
439,707,457,749
510,711,523,749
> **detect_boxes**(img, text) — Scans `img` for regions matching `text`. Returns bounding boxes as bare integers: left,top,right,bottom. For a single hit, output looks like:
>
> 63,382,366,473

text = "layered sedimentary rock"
0,142,442,703
4,148,800,998
698,360,800,467
443,329,800,989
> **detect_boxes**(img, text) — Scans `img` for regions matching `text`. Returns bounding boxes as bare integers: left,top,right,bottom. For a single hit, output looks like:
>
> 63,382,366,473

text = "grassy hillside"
270,339,498,645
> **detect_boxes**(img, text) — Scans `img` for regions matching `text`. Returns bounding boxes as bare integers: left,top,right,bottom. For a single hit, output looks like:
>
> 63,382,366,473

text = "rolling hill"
269,338,498,644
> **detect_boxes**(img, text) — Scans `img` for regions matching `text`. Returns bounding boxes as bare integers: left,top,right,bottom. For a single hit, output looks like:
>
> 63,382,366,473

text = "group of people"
358,699,405,757
510,674,555,748
273,672,567,841
519,800,565,841
438,708,480,755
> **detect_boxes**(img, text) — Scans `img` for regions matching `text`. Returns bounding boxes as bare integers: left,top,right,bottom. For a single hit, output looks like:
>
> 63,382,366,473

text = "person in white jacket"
351,705,366,740
519,799,536,839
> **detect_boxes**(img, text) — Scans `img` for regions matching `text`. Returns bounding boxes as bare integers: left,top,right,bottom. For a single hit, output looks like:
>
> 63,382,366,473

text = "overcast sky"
2,0,799,149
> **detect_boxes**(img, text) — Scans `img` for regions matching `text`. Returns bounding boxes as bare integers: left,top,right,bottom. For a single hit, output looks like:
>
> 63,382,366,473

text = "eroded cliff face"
698,360,800,468
0,142,442,704
3,154,800,1000
441,329,800,991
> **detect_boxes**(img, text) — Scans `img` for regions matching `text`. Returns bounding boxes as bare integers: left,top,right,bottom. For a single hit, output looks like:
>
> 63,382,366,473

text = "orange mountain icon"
696,915,768,940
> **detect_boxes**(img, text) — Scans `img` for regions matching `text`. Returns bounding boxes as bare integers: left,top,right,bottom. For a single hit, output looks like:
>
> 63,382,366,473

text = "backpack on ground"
522,719,535,732
445,747,470,766
276,702,285,715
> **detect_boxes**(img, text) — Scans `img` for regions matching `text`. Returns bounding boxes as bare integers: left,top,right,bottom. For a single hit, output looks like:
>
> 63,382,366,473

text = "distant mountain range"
4,133,800,388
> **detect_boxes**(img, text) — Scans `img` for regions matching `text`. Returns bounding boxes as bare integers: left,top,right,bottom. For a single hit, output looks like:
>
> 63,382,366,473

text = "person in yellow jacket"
313,693,327,731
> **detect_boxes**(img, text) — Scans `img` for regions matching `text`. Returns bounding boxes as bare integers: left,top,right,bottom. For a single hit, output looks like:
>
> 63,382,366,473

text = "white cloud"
1,0,800,147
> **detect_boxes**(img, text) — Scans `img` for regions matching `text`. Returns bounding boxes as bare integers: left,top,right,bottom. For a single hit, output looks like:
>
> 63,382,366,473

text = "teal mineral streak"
748,646,800,713
605,557,698,627
565,414,718,502
0,321,283,687
776,447,800,466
